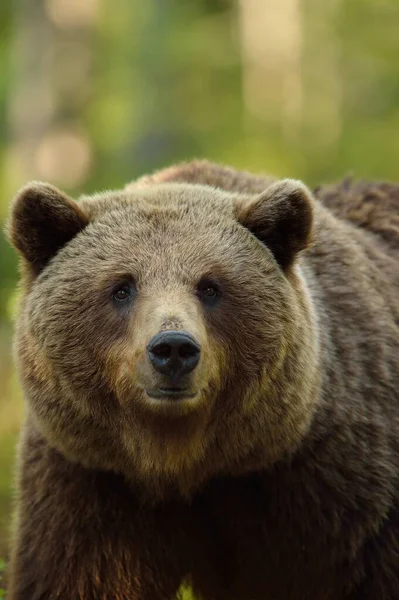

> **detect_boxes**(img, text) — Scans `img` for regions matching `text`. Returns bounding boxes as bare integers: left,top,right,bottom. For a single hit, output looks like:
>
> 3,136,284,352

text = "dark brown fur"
6,161,399,599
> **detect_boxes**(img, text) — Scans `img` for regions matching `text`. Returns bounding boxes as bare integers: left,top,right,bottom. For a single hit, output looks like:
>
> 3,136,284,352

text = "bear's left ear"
235,179,314,270
6,182,89,275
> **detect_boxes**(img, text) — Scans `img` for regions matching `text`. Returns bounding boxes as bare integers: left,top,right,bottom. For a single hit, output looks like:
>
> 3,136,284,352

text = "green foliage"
0,557,6,599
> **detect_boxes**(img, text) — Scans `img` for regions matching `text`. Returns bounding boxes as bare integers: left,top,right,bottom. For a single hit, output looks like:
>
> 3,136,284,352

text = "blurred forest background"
1,0,399,567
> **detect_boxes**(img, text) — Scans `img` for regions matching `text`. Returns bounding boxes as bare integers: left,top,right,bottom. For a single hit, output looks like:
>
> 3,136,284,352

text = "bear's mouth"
145,387,197,401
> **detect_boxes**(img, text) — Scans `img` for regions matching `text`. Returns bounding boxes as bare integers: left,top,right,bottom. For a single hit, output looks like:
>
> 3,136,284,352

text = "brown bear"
5,160,399,600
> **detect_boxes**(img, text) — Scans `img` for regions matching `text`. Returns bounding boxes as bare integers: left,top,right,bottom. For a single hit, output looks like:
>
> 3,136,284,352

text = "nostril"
179,343,200,360
150,343,172,359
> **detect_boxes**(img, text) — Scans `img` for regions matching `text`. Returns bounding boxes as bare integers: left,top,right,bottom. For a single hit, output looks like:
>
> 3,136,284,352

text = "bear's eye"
112,282,135,304
197,279,221,307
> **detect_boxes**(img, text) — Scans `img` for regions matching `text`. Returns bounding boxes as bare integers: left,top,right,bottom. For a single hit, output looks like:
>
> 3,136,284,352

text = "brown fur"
5,160,399,599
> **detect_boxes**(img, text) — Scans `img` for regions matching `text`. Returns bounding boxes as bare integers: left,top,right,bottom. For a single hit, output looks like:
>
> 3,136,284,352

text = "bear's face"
8,180,319,496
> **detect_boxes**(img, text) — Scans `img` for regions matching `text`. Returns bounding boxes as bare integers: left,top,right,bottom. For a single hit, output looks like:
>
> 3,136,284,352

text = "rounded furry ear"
235,179,314,269
6,182,89,274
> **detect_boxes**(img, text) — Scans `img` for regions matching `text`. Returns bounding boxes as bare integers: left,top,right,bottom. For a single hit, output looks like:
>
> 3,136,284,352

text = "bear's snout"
147,330,201,381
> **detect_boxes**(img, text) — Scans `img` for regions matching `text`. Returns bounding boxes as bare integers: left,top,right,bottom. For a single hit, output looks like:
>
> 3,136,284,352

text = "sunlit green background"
1,0,399,577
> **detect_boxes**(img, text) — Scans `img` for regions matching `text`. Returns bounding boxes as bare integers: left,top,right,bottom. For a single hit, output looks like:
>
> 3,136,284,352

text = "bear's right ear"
6,182,89,275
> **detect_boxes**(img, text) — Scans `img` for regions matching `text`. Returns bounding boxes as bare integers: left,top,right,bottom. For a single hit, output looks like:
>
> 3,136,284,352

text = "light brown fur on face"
6,161,399,599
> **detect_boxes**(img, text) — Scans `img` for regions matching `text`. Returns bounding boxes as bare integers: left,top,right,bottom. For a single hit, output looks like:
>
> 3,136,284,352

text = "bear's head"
7,178,320,497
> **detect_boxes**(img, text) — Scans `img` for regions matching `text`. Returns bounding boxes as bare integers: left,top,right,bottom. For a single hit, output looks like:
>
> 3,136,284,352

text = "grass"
178,586,196,600
0,558,6,599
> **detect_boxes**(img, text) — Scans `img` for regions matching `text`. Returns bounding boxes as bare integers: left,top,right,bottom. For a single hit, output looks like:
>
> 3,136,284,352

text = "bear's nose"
147,331,201,377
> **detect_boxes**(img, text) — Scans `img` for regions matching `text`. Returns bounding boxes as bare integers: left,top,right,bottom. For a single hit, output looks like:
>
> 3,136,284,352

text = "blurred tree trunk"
7,0,95,192
302,0,342,154
132,0,180,172
8,0,54,184
239,0,303,140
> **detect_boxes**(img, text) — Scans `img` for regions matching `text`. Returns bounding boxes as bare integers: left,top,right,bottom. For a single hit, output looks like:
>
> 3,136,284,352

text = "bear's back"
315,180,399,256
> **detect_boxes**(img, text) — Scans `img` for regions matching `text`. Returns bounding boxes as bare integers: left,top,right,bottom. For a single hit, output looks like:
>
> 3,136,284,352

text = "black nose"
147,331,201,377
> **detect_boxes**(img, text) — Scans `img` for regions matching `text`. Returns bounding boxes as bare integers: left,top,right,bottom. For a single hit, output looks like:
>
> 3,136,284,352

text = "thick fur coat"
5,160,399,599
